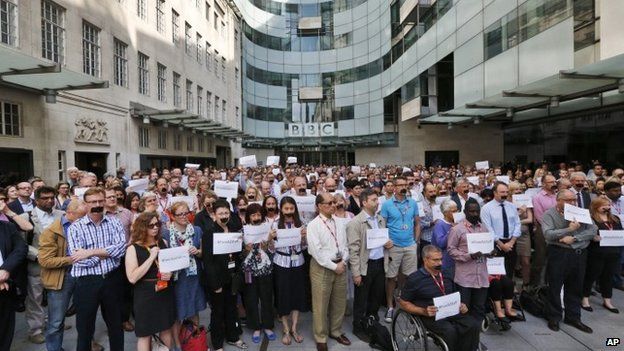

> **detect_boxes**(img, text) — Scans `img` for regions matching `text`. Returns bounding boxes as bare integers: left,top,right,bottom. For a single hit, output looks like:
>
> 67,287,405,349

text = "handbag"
178,319,209,351
152,334,169,351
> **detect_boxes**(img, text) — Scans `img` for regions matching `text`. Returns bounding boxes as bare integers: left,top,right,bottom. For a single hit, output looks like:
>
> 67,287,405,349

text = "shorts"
385,244,418,278
515,231,531,257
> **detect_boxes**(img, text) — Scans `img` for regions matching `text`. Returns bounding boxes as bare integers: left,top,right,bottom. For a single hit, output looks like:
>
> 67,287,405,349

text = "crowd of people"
0,160,623,351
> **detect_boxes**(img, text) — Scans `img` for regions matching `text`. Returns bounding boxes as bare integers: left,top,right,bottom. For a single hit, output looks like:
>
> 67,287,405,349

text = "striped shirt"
67,215,126,277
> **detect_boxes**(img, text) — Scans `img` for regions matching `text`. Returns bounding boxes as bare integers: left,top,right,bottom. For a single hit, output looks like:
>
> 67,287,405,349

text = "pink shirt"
447,220,489,289
532,190,557,226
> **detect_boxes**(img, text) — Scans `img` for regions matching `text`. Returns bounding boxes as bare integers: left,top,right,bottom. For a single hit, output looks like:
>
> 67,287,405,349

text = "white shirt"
307,213,349,271
33,207,55,229
366,214,384,260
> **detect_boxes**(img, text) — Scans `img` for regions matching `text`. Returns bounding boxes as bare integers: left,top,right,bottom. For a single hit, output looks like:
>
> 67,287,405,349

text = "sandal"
290,330,304,343
251,331,262,344
264,329,276,341
281,330,292,345
227,340,249,349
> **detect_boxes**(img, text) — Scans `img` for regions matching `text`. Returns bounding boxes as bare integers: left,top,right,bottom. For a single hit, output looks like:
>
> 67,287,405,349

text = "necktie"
501,203,509,238
577,192,582,208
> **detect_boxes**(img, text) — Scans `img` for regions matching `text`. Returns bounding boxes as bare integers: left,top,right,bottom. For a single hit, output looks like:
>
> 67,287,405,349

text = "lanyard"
604,221,614,231
158,196,169,210
431,272,445,295
321,217,340,251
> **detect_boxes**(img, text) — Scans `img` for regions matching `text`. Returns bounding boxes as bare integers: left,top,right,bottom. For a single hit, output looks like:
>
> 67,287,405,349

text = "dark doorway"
425,150,459,168
0,148,33,187
216,146,231,168
75,152,108,180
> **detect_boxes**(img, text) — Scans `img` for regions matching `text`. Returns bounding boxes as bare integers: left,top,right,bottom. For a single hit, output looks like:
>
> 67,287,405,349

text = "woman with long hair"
55,182,71,209
125,192,141,215
582,197,623,313
263,195,279,224
125,212,176,351
273,196,307,345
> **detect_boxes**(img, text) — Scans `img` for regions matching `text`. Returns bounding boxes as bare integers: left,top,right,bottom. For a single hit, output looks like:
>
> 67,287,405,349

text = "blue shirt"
380,196,419,247
431,220,454,270
480,200,521,240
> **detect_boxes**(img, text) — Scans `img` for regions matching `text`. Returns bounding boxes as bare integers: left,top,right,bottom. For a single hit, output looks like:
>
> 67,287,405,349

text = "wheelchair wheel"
428,331,450,351
481,316,490,333
392,309,428,351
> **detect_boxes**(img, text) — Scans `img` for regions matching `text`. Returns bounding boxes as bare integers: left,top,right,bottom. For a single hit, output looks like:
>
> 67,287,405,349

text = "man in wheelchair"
398,245,481,351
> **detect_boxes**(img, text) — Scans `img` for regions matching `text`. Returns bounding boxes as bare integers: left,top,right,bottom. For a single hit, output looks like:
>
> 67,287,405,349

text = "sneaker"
384,308,394,323
28,334,45,344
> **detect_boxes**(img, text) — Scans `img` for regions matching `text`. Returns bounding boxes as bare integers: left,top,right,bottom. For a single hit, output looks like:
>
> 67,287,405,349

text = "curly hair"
131,211,161,245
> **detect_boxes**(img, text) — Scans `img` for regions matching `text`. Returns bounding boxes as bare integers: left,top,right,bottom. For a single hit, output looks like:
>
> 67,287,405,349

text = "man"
380,176,420,323
104,188,133,242
307,193,351,351
480,182,521,278
604,181,624,290
187,174,199,197
25,186,64,344
587,163,604,182
260,180,272,198
8,181,35,215
450,179,471,211
346,189,392,341
531,174,558,286
399,245,480,351
570,172,591,209
0,218,27,350
155,178,172,213
542,190,596,334
377,179,395,210
169,176,182,194
66,167,80,187
323,178,338,193
39,200,88,351
67,188,127,351
419,183,437,262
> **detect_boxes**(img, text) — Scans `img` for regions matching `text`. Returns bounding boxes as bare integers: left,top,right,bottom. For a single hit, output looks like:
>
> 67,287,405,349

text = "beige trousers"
310,258,347,343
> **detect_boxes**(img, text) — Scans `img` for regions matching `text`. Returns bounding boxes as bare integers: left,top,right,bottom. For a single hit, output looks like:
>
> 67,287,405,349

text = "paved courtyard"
12,289,624,351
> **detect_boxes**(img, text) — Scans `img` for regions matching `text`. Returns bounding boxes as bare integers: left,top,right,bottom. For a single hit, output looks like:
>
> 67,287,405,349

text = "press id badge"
290,253,300,261
228,260,236,269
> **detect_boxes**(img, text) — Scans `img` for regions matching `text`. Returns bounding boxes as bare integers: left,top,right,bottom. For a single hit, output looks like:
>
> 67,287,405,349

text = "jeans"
46,271,76,351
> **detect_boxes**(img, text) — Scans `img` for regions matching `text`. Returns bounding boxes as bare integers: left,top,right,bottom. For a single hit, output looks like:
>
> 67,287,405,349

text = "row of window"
138,127,213,152
245,101,354,123
243,22,352,52
250,0,367,16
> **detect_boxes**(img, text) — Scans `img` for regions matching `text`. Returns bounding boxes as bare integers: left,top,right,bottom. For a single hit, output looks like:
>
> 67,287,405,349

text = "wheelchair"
392,308,450,351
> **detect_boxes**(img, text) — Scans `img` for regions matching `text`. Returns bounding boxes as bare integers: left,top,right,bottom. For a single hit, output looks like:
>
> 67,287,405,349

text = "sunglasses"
174,211,190,217
148,222,161,229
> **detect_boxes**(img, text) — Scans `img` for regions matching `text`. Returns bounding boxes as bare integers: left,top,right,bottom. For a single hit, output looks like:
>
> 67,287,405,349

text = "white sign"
170,196,195,210
213,233,243,255
475,161,490,170
243,223,271,244
496,176,510,184
563,203,593,225
453,212,466,224
74,187,89,199
467,176,480,186
214,180,239,199
287,156,298,164
486,257,506,275
369,163,377,168
220,172,227,180
433,291,461,321
432,205,444,221
351,166,361,174
127,179,148,195
184,163,201,169
402,167,412,174
292,195,316,212
599,230,624,247
416,201,426,218
239,155,257,168
158,246,190,273
266,156,280,166
287,123,334,137
271,168,281,176
466,232,494,254
435,196,450,206
275,228,302,248
512,194,533,208
366,228,389,249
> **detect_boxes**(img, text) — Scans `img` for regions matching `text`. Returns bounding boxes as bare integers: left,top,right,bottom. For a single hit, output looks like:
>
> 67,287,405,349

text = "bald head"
324,178,337,193
66,199,87,222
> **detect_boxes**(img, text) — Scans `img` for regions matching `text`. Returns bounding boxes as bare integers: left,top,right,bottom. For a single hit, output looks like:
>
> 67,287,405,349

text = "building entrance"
75,152,108,180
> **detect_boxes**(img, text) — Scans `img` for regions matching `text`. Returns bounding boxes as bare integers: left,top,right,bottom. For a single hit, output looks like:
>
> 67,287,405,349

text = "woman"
55,182,70,209
235,196,249,225
582,197,623,313
592,177,606,199
125,192,141,215
197,178,211,195
245,186,262,203
346,180,363,215
242,204,276,343
334,193,355,219
4,185,18,204
165,201,207,349
125,212,175,351
431,199,458,276
273,196,307,345
263,195,279,224
508,181,533,289
488,272,519,330
202,200,248,351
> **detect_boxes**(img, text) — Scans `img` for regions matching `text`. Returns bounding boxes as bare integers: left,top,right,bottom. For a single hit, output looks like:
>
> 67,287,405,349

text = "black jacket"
201,216,243,291
8,199,34,215
0,221,27,293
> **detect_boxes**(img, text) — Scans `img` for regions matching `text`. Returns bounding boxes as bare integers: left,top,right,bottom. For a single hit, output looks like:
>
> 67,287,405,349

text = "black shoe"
547,320,559,332
603,303,620,314
581,305,593,312
563,319,593,334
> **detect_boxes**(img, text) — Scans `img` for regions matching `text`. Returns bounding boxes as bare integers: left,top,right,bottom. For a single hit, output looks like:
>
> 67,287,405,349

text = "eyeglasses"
39,196,55,201
148,222,161,229
321,201,336,205
18,186,31,190
174,211,190,217
86,200,105,205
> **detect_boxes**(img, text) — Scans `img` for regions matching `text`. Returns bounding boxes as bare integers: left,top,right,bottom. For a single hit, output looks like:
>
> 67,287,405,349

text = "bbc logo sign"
606,337,620,346
288,123,335,137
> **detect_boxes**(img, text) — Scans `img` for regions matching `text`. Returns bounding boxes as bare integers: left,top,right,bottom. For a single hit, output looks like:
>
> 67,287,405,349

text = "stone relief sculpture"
74,117,109,144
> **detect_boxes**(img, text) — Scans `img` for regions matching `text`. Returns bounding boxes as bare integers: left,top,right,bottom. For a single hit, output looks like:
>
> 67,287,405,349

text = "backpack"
520,285,548,319
366,316,393,351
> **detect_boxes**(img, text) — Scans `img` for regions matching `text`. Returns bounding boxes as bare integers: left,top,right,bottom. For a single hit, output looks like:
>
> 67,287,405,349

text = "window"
220,21,225,38
158,130,167,149
221,100,226,123
157,63,166,102
197,86,203,116
205,1,210,21
213,50,219,77
82,21,100,77
185,22,192,54
198,137,204,152
137,0,146,20
234,28,238,48
156,0,165,33
41,0,65,63
185,79,193,112
186,135,194,151
138,52,149,95
173,72,181,107
234,67,239,88
214,12,218,30
205,42,212,71
113,38,128,87
214,96,220,122
57,150,65,181
171,9,179,44
174,133,182,150
0,101,20,136
1,0,18,46
221,57,226,82
196,33,202,62
206,91,212,119
138,127,149,147
235,106,239,128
